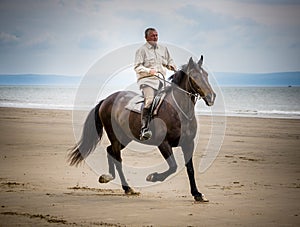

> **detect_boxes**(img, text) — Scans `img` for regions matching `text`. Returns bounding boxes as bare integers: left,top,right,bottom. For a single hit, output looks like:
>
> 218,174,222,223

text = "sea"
0,85,300,119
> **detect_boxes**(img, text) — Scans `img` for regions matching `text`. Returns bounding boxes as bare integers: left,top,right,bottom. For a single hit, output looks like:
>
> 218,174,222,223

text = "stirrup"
140,128,152,141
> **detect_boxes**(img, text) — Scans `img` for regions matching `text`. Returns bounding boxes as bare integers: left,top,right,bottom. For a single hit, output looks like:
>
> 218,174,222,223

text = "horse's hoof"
99,174,114,183
125,188,140,196
146,172,158,182
194,194,209,202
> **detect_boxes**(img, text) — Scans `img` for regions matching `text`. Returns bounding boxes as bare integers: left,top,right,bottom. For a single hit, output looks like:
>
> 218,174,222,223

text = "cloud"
0,0,299,74
24,32,56,50
229,0,300,5
79,30,109,49
0,31,19,44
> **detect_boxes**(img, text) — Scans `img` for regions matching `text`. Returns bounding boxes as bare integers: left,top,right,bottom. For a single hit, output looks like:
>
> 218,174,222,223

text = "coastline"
1,105,300,120
1,85,300,119
0,107,299,226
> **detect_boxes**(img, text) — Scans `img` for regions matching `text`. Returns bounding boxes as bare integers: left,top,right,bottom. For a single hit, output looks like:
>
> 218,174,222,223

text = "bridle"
154,69,204,101
185,68,204,102
154,69,205,120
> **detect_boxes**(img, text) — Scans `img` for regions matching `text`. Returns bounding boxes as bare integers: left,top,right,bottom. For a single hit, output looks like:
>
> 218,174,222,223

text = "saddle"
125,89,166,117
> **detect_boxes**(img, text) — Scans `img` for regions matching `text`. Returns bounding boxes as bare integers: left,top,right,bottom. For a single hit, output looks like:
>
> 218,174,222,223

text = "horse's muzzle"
204,92,216,106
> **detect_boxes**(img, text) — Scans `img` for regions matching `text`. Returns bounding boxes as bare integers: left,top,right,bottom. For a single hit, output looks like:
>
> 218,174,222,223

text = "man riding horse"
69,28,216,202
134,28,177,141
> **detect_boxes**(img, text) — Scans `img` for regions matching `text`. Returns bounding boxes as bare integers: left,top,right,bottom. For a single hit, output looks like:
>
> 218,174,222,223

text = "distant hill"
214,71,300,86
0,74,81,86
0,72,299,86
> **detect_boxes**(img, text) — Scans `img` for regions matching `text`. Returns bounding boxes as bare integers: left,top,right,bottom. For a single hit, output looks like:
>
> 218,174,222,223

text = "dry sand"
0,107,299,226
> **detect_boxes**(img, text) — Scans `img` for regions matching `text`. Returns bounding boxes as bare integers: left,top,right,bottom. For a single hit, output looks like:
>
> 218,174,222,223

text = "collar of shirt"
145,42,158,49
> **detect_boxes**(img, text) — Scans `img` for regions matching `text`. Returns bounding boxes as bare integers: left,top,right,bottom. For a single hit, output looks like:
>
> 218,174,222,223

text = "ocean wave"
196,109,300,119
0,102,74,110
1,86,300,119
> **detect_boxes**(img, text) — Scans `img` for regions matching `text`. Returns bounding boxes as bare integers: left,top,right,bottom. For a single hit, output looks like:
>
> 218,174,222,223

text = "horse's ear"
184,57,195,73
197,55,203,67
188,57,194,66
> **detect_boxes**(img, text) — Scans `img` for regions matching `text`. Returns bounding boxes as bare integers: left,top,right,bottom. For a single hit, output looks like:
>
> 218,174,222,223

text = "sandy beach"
0,107,299,226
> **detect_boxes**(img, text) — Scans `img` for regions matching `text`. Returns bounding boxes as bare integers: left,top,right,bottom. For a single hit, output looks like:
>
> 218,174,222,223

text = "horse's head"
184,56,216,106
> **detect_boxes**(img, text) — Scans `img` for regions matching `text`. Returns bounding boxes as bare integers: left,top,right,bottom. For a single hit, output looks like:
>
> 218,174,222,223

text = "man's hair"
145,28,156,38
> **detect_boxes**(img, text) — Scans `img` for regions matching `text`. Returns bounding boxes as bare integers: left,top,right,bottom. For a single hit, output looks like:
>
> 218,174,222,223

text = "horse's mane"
168,64,187,86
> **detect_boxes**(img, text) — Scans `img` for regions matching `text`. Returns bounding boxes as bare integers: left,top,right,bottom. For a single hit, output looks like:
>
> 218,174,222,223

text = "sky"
0,0,299,76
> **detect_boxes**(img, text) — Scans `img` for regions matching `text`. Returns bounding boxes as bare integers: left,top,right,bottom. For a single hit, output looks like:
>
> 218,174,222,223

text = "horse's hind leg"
98,145,115,183
99,139,138,195
112,142,139,195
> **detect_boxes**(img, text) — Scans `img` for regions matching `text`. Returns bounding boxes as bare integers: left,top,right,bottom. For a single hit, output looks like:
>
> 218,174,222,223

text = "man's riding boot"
140,107,152,141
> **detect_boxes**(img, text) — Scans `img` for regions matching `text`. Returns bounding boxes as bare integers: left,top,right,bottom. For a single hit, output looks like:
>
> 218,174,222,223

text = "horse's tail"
68,100,104,166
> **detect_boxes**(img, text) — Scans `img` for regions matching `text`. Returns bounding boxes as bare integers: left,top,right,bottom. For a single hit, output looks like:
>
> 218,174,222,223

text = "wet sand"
0,107,299,226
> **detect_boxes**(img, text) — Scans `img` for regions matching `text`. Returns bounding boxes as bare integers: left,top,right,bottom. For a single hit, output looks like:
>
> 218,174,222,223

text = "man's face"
146,30,158,46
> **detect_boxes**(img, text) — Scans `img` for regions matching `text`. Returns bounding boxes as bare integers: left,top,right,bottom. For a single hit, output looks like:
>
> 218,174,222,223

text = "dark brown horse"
68,56,216,202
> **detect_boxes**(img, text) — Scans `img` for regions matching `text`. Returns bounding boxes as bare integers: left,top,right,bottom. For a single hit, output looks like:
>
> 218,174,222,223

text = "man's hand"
149,68,157,75
167,65,177,72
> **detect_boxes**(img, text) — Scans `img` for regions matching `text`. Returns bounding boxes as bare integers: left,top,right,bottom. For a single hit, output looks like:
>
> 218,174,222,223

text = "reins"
171,89,194,120
153,70,202,120
153,71,201,101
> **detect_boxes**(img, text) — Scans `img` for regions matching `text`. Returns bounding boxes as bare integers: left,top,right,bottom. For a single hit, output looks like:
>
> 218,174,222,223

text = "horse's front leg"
182,143,209,202
146,141,177,182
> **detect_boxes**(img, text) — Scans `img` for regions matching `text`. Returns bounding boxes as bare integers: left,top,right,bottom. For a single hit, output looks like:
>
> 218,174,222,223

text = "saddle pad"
125,95,144,113
125,93,166,115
